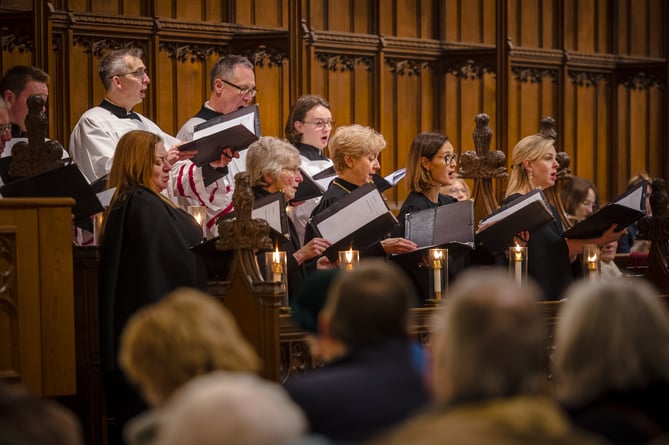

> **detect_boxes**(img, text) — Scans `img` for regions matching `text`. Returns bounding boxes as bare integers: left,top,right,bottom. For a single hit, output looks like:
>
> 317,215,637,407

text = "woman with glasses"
98,130,208,444
246,136,332,301
304,125,417,261
284,95,335,245
503,134,621,300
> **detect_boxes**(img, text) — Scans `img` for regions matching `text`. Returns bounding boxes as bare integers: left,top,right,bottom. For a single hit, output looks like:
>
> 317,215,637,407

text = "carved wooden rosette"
458,113,507,224
539,117,572,229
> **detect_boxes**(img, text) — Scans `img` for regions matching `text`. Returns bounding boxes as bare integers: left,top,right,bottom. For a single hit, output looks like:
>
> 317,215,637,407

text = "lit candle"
187,205,206,237
587,254,598,282
582,244,599,283
272,248,283,282
432,249,443,300
513,244,523,285
338,248,359,271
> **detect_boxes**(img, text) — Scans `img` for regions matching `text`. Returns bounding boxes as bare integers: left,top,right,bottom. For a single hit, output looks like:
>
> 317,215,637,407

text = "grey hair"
209,55,254,91
99,48,144,90
554,278,669,406
245,136,300,188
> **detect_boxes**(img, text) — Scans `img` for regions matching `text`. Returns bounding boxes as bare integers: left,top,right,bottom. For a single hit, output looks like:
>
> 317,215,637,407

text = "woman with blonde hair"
99,130,208,444
503,134,620,300
554,278,669,445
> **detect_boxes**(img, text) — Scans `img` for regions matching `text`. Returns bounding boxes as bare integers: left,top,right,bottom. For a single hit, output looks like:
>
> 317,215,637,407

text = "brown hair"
406,131,450,193
284,95,332,145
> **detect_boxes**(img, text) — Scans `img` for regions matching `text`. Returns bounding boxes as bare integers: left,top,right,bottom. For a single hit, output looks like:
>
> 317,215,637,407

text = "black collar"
99,99,141,121
296,142,328,161
194,105,223,121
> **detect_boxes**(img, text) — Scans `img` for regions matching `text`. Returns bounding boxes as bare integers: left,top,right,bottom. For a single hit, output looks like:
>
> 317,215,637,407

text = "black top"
304,177,386,258
296,142,329,161
283,339,430,443
396,191,457,236
504,192,572,301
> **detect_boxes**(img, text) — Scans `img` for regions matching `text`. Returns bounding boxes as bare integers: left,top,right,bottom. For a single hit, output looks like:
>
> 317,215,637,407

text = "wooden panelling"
0,0,666,206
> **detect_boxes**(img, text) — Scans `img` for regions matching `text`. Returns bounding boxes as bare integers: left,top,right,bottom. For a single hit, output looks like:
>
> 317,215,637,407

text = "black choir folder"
309,167,406,194
562,180,647,239
476,189,554,254
392,200,475,266
309,182,398,261
179,104,261,167
291,168,332,202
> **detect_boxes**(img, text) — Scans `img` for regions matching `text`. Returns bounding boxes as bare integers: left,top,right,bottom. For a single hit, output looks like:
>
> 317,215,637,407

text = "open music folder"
179,104,261,167
562,180,647,239
252,191,290,239
476,189,554,254
309,182,398,261
291,167,333,202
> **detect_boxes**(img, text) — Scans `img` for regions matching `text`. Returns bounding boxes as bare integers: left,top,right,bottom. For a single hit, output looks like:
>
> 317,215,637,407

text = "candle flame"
273,247,281,263
514,243,521,252
345,248,353,263
587,254,598,263
433,250,443,260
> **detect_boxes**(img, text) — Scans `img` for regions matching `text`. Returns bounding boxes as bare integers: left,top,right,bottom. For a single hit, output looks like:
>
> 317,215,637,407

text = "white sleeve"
69,116,119,183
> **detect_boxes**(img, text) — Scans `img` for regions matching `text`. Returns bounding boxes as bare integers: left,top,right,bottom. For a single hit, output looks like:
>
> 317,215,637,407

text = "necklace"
332,179,352,193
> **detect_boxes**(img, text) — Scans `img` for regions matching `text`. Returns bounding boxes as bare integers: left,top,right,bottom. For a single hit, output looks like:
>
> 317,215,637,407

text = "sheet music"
616,185,645,211
96,187,116,207
252,199,283,234
316,190,388,244
384,168,406,185
193,112,257,140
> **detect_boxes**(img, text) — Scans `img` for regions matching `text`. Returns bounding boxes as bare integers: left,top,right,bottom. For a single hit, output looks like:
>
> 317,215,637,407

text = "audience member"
0,381,84,445
374,269,605,445
118,287,260,445
284,94,335,244
618,173,652,254
502,134,621,300
304,124,417,258
560,176,598,225
158,372,307,445
284,259,430,443
0,96,12,156
0,65,49,139
171,55,257,237
554,278,669,445
98,130,208,445
443,177,471,201
69,48,180,183
599,240,623,278
246,136,331,300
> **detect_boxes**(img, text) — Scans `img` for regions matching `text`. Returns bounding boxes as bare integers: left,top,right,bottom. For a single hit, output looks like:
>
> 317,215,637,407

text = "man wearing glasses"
69,48,180,183
170,55,257,237
0,97,12,157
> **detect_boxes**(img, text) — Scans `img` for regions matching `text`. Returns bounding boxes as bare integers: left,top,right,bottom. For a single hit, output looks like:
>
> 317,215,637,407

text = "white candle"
587,255,597,282
513,246,523,285
272,249,283,282
432,249,443,300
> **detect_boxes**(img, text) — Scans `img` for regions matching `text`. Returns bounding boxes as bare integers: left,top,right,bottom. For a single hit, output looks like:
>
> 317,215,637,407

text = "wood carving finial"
9,94,64,177
216,172,273,251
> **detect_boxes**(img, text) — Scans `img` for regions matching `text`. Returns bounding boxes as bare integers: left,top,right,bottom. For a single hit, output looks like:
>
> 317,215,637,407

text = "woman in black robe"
99,130,208,444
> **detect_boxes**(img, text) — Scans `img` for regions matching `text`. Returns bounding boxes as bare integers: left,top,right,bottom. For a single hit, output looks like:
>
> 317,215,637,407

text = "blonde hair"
119,288,261,406
328,124,385,174
505,134,556,198
554,278,669,406
245,136,300,188
431,269,546,402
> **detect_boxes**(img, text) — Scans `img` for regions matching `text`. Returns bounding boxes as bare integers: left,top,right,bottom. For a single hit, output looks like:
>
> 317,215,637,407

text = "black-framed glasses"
221,79,257,97
302,120,335,129
438,153,458,164
0,123,11,135
109,68,148,79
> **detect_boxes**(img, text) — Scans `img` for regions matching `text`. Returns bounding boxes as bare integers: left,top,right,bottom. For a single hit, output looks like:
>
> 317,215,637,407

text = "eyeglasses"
449,188,467,194
0,123,11,135
437,153,458,165
110,68,148,79
221,79,257,97
282,167,302,177
302,120,335,129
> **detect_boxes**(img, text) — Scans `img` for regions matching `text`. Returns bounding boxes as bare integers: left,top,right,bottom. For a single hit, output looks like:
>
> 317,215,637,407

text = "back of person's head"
322,259,414,348
0,381,83,445
157,372,307,445
505,134,555,197
108,129,161,192
0,65,50,96
328,124,386,174
209,55,254,90
431,269,546,402
554,278,669,407
98,47,144,90
119,287,261,407
284,95,332,145
246,136,300,188
406,131,449,193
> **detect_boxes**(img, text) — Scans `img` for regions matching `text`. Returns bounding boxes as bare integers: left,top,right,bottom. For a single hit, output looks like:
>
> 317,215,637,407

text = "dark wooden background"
1,0,666,207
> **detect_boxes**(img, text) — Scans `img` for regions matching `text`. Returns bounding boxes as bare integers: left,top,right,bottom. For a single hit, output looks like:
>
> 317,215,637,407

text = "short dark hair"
209,55,254,91
0,65,50,95
284,95,332,145
324,259,415,348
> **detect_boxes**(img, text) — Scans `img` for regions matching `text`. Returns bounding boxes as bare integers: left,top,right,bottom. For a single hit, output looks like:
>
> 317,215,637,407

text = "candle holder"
508,245,528,285
338,249,360,271
428,248,448,302
187,205,207,238
265,250,288,306
582,244,600,282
